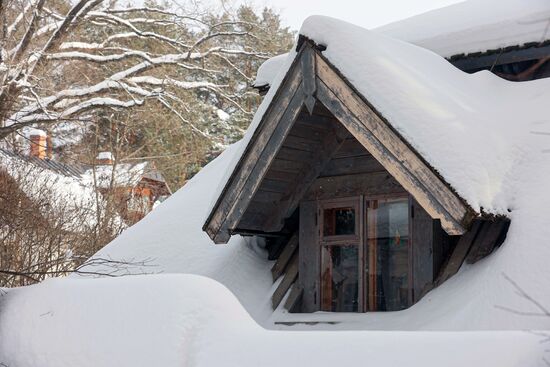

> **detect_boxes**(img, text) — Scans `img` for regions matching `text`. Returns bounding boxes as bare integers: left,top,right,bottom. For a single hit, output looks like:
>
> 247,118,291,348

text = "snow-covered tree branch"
0,0,287,142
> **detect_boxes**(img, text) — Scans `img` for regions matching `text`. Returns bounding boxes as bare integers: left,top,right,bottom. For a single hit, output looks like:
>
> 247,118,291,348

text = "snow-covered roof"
81,161,168,192
254,0,550,87
246,16,550,215
96,151,114,161
22,127,47,137
0,149,104,231
252,53,289,88
83,162,149,189
377,0,550,58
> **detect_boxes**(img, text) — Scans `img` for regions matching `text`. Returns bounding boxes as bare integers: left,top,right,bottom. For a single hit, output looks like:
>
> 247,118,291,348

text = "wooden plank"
236,204,274,231
294,114,334,131
466,219,509,264
259,178,290,193
284,285,303,312
315,52,475,234
288,123,325,142
271,233,299,281
435,219,483,285
252,189,285,203
282,135,320,152
276,146,315,162
204,50,304,243
264,169,297,183
303,172,405,201
315,73,469,235
272,253,299,309
298,200,320,312
320,155,385,177
332,137,371,158
452,44,550,72
269,158,306,173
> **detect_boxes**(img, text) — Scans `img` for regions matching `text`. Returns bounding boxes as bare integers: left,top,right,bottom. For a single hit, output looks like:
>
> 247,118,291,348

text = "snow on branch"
0,0,287,140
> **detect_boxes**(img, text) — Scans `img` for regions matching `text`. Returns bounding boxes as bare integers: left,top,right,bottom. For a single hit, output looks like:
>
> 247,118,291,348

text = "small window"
323,207,356,236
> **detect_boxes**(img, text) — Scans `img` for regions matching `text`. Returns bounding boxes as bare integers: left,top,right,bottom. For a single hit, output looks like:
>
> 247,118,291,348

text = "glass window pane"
321,245,359,312
368,198,410,311
323,207,356,236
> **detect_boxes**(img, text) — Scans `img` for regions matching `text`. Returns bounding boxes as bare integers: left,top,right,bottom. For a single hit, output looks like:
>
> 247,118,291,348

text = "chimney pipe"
28,129,48,159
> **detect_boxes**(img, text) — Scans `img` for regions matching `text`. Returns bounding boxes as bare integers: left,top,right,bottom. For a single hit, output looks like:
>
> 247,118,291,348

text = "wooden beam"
272,253,299,309
314,52,474,235
271,233,298,281
204,55,305,243
434,219,483,286
451,44,550,72
304,171,405,201
466,219,509,264
284,285,303,312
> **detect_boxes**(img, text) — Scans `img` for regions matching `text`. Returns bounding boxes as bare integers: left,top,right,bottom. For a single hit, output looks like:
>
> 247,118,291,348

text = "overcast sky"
240,0,464,30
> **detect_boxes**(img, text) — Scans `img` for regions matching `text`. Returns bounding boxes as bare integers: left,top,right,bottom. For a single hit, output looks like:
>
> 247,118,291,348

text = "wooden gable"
204,41,477,244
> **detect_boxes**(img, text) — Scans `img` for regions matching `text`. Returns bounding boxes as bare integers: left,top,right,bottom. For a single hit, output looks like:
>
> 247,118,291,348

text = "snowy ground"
1,275,548,367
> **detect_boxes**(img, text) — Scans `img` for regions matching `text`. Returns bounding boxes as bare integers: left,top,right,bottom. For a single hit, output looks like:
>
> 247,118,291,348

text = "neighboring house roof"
377,0,550,58
253,0,550,89
82,162,171,195
1,149,170,230
0,149,102,232
0,148,84,177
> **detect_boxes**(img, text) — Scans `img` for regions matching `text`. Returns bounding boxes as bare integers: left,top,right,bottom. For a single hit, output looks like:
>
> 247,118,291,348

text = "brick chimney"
96,151,114,165
28,129,48,159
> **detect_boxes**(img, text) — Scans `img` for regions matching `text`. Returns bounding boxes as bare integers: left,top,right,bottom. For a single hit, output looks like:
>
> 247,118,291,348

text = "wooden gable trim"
204,46,307,243
312,50,476,235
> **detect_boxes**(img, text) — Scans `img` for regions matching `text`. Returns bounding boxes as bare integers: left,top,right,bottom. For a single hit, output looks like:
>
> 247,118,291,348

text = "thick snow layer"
96,151,114,160
300,15,550,214
81,162,148,189
0,274,547,367
254,0,550,87
252,53,289,88
377,0,550,57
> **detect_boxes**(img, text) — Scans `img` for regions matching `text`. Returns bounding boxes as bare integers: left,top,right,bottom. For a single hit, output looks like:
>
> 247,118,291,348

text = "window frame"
318,194,413,313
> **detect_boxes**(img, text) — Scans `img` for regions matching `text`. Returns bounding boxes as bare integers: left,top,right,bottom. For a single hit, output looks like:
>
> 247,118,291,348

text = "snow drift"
0,274,546,367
